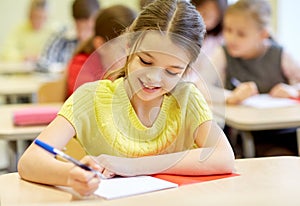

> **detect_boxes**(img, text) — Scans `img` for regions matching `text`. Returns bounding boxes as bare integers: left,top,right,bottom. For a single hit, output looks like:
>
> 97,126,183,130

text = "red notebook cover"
152,173,239,186
13,107,59,126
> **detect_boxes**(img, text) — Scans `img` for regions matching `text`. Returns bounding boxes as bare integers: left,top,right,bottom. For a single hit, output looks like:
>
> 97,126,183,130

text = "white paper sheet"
241,94,298,108
94,176,178,200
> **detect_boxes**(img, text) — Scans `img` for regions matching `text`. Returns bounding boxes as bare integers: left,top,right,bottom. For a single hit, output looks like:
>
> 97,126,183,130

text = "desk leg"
7,140,31,172
7,141,17,172
297,128,300,156
240,131,255,158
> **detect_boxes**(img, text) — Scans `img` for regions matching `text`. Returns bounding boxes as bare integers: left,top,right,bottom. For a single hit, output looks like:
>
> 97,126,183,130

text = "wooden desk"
213,104,300,157
0,62,35,74
1,156,300,206
0,103,62,172
0,72,61,103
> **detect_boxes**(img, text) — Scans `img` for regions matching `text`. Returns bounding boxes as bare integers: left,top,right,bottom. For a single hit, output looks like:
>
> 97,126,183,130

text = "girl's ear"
93,36,105,49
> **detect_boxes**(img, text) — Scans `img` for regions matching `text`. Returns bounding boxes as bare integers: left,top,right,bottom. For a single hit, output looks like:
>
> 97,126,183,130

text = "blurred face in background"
196,1,221,31
75,16,96,42
223,12,267,59
29,8,48,31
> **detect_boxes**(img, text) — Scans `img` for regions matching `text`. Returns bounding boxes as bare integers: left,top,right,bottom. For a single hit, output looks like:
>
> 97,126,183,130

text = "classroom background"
0,0,299,56
0,0,299,171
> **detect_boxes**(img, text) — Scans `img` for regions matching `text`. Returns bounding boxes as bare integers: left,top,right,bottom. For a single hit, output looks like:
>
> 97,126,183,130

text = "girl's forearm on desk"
96,136,235,176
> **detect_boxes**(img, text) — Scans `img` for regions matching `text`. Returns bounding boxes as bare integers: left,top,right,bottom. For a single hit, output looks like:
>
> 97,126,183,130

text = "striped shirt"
36,27,78,72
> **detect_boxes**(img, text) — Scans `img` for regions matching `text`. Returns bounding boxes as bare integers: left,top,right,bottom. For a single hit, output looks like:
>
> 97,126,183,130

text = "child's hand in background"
226,81,258,104
269,83,299,98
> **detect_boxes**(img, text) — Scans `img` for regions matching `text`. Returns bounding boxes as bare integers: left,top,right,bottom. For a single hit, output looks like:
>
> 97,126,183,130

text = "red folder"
152,173,239,186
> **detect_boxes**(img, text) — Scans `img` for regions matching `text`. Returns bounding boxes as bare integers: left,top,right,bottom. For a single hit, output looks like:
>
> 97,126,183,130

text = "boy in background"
36,0,100,72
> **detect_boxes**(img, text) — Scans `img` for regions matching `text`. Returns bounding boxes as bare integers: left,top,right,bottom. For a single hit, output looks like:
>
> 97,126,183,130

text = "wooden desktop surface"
220,104,300,131
1,156,300,206
0,62,35,76
0,72,63,104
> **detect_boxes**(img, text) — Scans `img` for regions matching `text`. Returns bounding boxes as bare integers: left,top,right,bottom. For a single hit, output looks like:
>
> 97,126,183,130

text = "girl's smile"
139,78,162,93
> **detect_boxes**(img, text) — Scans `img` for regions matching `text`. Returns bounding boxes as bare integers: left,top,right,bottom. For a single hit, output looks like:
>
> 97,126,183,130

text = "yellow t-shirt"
58,78,212,157
1,21,55,62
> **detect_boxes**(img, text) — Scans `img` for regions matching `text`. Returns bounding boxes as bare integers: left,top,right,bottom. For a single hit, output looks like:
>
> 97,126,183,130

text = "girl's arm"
96,121,235,176
270,51,300,98
18,116,101,196
281,50,300,84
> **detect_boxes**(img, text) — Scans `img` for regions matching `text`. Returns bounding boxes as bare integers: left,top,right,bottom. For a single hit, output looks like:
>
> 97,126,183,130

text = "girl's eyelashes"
138,55,180,76
138,56,152,65
165,69,179,76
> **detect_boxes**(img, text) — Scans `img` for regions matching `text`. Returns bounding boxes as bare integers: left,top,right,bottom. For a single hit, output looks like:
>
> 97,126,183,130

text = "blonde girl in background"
211,0,300,104
211,0,300,156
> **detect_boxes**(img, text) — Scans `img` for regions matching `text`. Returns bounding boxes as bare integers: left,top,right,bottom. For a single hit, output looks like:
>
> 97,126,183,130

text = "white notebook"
94,175,178,200
241,94,298,108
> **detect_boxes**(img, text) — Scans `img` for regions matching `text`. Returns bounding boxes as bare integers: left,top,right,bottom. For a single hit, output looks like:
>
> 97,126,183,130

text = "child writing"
18,0,235,196
210,0,300,156
66,5,137,97
210,0,300,104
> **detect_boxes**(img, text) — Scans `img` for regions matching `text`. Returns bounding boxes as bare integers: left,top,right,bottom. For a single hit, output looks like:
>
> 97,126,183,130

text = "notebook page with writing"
94,176,178,199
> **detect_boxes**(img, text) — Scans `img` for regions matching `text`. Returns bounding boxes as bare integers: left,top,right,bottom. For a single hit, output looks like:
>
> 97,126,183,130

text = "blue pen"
231,77,241,88
34,139,106,179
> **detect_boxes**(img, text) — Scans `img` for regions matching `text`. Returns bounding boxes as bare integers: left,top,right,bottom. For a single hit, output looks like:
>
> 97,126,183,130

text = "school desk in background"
0,103,62,172
213,99,300,157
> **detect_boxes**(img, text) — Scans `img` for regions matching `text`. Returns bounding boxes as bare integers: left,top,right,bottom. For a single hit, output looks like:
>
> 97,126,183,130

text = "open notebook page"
94,175,178,200
241,94,298,108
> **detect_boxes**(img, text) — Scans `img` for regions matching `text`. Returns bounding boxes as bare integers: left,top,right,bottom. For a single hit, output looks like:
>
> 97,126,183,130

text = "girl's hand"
226,81,258,104
269,83,299,98
67,156,102,196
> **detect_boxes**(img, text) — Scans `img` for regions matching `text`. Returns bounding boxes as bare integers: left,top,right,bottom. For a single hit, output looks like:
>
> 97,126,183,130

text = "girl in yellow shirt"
18,0,235,196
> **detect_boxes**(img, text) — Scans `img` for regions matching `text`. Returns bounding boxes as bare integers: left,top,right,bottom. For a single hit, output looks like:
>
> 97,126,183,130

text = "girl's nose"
145,67,162,82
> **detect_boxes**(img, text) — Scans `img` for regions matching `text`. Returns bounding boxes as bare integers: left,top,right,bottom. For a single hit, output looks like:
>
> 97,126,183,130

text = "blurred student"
210,0,300,105
211,0,300,156
191,0,228,57
0,0,54,63
66,5,137,97
184,0,228,106
36,0,100,72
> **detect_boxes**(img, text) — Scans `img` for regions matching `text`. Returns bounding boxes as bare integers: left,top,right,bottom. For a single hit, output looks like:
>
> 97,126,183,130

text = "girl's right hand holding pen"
226,81,259,104
67,156,111,196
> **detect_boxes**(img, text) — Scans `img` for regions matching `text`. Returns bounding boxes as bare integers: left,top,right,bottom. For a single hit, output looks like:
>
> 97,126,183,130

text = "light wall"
0,0,140,52
276,0,300,56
